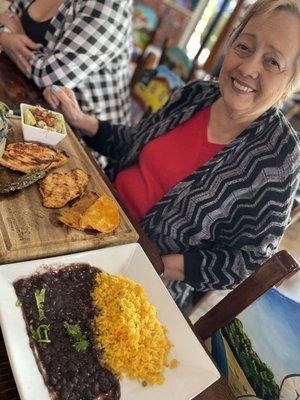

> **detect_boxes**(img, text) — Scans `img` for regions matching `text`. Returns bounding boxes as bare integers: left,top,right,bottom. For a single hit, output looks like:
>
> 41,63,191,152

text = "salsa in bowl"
21,104,67,146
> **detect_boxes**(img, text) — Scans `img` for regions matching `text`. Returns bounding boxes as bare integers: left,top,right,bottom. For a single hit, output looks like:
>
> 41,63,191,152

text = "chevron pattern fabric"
92,80,300,306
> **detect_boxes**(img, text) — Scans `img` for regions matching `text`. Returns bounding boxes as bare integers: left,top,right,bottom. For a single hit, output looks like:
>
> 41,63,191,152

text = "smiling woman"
229,0,300,95
44,0,300,311
216,0,300,123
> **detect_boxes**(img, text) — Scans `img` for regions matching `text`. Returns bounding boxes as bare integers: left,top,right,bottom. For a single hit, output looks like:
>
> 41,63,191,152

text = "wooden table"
0,54,235,400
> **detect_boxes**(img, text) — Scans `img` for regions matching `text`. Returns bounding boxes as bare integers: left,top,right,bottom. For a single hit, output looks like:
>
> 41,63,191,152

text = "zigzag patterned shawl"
100,80,300,292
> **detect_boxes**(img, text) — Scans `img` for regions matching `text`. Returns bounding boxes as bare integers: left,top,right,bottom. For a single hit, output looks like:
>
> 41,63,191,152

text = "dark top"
21,6,51,46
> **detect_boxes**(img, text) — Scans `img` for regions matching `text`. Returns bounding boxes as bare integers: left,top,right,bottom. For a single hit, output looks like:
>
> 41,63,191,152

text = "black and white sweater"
85,80,300,292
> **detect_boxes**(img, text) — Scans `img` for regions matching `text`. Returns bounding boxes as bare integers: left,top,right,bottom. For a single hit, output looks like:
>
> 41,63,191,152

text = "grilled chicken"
39,168,89,208
0,142,68,173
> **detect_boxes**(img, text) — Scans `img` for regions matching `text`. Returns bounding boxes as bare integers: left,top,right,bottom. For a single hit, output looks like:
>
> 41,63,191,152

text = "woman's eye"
234,43,251,56
267,58,280,71
236,43,250,52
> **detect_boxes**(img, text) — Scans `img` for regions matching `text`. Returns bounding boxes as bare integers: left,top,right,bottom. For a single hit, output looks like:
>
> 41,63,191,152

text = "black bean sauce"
14,264,120,400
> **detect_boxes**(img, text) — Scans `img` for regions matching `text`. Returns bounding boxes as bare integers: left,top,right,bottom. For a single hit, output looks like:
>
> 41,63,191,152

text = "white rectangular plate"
0,243,220,400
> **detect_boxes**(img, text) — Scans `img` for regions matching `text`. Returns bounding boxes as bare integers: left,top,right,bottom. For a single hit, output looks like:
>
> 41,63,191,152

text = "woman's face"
219,10,300,119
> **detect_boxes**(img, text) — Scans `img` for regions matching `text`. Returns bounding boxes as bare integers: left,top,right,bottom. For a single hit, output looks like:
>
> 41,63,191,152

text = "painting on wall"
209,287,300,400
133,65,184,112
132,4,158,58
174,0,201,11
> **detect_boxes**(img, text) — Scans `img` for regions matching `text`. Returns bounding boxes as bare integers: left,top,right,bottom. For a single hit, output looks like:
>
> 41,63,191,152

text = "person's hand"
43,86,85,126
0,32,37,75
0,11,24,34
161,254,185,281
43,85,99,136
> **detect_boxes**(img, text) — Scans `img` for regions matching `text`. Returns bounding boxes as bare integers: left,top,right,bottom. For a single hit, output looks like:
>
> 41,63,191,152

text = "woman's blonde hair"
229,0,300,97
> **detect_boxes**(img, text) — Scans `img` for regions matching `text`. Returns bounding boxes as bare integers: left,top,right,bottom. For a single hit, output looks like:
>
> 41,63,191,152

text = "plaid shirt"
3,0,132,124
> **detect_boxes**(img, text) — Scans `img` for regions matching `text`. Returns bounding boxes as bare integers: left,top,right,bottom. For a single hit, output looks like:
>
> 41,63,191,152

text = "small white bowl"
21,103,67,146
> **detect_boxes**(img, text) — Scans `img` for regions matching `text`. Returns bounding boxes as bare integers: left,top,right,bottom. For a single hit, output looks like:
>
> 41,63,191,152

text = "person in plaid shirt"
0,0,132,124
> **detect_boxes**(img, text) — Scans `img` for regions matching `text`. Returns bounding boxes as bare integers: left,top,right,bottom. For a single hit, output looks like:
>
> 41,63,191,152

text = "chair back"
194,251,300,400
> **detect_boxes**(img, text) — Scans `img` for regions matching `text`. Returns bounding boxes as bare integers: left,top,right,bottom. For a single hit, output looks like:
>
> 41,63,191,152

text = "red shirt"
115,106,224,221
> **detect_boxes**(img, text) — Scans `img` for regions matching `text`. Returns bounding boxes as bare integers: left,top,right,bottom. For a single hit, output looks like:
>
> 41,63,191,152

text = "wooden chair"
193,250,299,400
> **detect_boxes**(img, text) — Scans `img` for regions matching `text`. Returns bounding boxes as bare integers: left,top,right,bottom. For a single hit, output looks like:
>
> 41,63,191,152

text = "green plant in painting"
221,318,280,400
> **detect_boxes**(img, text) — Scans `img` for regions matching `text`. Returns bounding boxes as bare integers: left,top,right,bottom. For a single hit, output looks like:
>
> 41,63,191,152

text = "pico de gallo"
24,106,65,134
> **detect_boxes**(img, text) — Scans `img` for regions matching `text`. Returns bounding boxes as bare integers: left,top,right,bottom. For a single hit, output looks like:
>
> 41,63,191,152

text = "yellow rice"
91,272,178,385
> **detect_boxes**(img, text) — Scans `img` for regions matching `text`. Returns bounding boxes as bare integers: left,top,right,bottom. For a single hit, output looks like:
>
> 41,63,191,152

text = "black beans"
14,264,120,400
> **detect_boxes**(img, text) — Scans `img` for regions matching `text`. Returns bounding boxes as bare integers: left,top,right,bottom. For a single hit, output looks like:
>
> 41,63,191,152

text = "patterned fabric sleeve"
29,1,131,88
169,165,298,294
83,120,134,161
83,89,186,174
153,130,299,292
184,246,278,291
182,181,297,292
140,108,300,293
188,172,298,291
7,0,25,15
85,82,213,179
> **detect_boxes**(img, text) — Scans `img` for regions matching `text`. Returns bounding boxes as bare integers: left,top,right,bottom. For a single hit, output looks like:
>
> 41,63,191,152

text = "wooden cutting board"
0,116,139,264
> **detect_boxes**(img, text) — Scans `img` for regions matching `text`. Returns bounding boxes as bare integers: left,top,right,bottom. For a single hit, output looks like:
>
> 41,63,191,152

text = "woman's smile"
231,77,256,94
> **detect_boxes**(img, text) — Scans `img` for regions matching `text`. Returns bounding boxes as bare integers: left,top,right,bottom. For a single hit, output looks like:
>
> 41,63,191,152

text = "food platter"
0,243,220,400
0,117,139,263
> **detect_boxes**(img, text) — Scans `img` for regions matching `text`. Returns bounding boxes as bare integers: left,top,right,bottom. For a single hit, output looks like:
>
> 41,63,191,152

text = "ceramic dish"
0,243,220,400
20,103,67,146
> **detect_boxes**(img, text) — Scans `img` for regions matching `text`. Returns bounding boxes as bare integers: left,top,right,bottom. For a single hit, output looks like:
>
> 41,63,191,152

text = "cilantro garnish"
64,321,89,352
30,324,51,343
15,298,22,307
34,288,46,321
